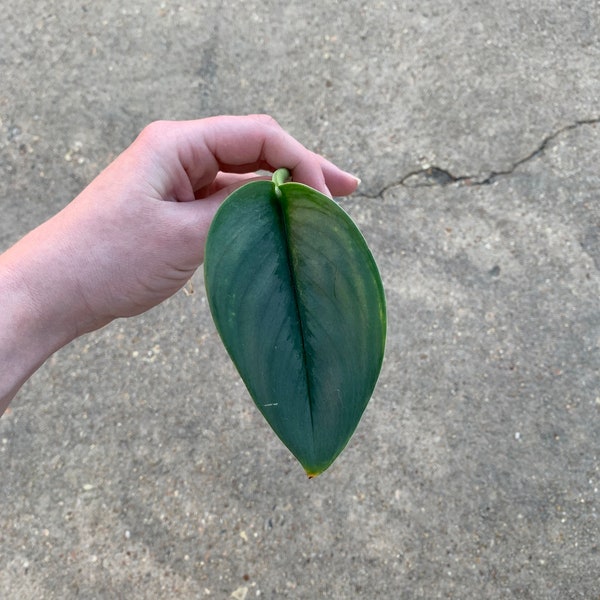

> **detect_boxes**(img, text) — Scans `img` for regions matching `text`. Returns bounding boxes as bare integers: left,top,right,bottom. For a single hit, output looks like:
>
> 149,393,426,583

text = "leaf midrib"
273,187,316,454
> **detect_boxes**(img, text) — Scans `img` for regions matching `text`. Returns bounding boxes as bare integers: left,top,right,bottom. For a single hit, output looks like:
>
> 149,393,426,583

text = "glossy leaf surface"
204,175,386,476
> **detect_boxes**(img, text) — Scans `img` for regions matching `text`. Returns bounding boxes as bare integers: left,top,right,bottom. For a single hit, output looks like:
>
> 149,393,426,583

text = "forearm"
0,220,87,414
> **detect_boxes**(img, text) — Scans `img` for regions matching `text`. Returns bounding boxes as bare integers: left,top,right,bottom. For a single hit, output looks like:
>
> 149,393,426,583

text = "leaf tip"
304,467,325,479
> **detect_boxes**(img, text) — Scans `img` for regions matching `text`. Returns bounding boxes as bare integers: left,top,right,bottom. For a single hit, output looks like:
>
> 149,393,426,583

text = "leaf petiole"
272,168,291,189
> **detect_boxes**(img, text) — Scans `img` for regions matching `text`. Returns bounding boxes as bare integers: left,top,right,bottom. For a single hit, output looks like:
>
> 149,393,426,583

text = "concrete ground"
1,1,599,598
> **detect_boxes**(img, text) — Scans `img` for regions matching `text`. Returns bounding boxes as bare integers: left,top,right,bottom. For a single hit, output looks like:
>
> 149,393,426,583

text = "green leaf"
203,171,386,477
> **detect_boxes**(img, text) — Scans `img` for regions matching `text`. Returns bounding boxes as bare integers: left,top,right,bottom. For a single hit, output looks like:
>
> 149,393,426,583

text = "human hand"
0,115,359,409
8,115,360,333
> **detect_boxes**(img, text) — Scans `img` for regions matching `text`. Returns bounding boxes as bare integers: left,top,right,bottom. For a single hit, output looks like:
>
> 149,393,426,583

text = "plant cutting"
204,168,386,477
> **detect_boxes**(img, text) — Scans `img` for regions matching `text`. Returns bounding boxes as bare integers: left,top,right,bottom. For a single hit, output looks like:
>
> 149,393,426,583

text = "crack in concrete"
365,117,600,198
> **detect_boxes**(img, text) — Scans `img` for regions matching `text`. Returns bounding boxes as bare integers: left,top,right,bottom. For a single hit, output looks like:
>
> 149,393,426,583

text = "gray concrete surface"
1,1,599,598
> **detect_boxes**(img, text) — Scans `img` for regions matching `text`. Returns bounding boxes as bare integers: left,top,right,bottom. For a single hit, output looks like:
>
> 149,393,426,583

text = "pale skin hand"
0,115,359,414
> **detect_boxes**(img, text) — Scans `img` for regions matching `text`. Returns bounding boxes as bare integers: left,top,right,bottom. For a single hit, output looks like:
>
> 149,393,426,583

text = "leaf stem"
273,168,291,190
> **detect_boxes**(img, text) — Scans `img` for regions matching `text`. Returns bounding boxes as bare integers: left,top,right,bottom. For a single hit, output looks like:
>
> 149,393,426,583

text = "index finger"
171,115,359,197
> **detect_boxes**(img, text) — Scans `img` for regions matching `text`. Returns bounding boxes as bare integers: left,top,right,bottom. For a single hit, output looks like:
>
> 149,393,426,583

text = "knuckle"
249,113,280,129
136,120,172,147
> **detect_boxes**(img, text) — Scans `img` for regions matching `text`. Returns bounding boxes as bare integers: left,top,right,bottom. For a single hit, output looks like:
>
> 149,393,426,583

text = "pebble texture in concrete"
1,1,599,598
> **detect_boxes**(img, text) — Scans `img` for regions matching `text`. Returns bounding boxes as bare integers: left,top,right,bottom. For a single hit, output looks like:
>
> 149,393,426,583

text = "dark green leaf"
203,175,386,476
